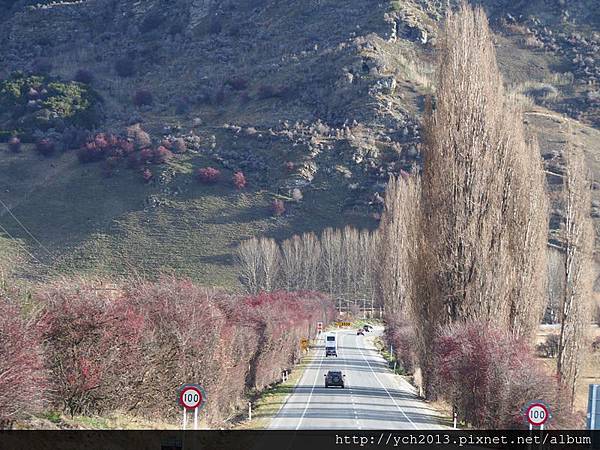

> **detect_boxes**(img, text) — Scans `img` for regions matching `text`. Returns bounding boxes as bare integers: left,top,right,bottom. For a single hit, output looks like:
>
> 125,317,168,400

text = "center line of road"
343,331,362,430
356,334,418,429
295,335,325,430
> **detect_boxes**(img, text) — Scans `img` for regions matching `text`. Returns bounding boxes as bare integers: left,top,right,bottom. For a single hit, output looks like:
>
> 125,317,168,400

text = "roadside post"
178,384,207,430
588,384,600,449
588,384,600,430
317,321,323,335
452,405,457,429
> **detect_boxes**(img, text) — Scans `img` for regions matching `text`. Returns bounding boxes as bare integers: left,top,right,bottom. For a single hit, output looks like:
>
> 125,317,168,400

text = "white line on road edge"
356,334,418,429
295,335,326,430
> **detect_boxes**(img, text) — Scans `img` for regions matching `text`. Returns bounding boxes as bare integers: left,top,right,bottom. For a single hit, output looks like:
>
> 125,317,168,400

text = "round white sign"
526,403,549,426
180,386,203,410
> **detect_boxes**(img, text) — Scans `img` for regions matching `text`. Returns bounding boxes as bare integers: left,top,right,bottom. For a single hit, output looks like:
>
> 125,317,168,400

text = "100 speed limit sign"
526,402,549,427
179,385,205,410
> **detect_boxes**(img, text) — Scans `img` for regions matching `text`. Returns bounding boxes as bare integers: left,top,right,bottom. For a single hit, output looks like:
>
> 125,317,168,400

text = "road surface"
269,327,447,430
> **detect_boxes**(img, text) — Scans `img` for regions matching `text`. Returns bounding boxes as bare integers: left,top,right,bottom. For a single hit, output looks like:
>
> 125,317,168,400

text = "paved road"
269,327,447,430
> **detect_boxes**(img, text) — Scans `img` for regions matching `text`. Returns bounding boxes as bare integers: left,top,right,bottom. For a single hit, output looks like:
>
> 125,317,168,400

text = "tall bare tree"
237,237,280,293
547,246,566,324
237,237,262,294
341,226,361,309
258,237,281,292
376,173,421,318
320,228,344,310
505,130,549,339
280,235,304,291
557,140,594,407
300,232,322,291
415,2,548,396
358,228,378,315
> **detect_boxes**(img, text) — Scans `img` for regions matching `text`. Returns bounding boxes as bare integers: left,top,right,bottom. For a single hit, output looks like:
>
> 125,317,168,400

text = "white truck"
325,333,337,357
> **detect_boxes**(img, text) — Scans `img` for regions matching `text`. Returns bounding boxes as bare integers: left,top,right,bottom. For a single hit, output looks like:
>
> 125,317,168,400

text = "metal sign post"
588,384,600,430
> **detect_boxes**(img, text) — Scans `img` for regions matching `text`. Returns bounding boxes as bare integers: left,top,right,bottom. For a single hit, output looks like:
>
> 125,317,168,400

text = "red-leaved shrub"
139,148,154,164
126,124,152,150
34,279,335,424
271,199,285,216
74,69,94,84
0,296,46,422
384,317,416,374
171,138,187,154
38,282,145,416
142,168,153,183
77,141,104,163
434,321,580,429
77,133,128,164
36,139,55,157
153,146,172,164
133,89,153,107
226,77,248,91
233,171,246,189
196,167,221,184
8,137,21,153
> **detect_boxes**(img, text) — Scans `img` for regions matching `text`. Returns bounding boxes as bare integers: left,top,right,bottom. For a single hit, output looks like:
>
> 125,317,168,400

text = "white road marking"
356,334,418,429
295,336,325,430
342,331,362,430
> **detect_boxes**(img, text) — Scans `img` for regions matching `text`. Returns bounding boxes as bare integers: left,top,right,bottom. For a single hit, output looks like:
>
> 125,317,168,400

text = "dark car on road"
363,324,372,332
324,370,345,388
357,328,364,335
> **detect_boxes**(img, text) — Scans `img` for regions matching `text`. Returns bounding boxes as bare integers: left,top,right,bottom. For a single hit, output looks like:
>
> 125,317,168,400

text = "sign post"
588,384,600,430
317,321,323,335
178,384,207,430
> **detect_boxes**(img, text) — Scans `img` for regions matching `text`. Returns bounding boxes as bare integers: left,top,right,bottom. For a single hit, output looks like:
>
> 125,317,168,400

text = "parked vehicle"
363,324,373,332
324,370,345,388
357,328,364,335
325,333,337,357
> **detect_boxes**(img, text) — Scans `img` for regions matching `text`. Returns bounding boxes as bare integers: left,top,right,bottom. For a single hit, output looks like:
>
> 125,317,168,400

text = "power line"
0,198,55,258
0,221,44,266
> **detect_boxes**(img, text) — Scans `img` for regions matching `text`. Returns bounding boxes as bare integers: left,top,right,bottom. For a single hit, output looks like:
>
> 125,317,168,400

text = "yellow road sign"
336,321,351,327
300,338,309,351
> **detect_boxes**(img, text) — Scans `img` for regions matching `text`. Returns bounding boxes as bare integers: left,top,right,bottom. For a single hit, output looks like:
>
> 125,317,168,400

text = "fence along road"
268,327,447,429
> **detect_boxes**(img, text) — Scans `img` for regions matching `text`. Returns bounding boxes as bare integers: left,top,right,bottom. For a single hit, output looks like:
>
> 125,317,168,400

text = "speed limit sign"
526,402,549,427
179,385,203,410
178,384,206,430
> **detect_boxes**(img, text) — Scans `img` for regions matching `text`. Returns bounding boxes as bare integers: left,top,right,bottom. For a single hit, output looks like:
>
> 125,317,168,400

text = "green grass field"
0,143,375,288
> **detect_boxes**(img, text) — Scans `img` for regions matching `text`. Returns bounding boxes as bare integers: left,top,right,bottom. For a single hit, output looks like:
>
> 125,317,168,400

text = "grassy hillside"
0,0,598,287
0,141,375,286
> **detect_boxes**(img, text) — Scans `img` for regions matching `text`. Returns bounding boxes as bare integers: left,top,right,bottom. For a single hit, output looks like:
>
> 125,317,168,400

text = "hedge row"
0,279,335,424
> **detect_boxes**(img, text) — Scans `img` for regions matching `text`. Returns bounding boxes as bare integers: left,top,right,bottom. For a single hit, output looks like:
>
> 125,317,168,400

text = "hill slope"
0,0,598,287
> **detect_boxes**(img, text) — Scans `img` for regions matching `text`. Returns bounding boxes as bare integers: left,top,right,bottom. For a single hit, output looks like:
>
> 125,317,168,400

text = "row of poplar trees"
378,2,594,406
